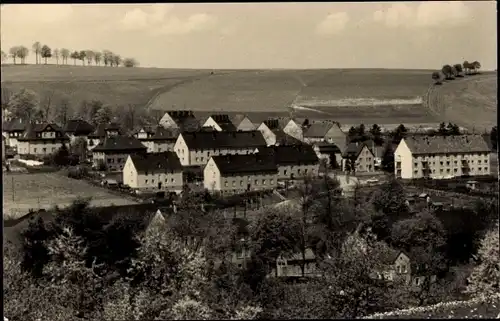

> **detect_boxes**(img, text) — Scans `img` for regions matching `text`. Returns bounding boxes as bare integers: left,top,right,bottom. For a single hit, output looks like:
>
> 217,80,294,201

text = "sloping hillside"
425,73,497,132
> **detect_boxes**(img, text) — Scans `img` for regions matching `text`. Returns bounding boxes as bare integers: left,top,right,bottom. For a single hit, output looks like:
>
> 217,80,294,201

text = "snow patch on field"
296,97,423,107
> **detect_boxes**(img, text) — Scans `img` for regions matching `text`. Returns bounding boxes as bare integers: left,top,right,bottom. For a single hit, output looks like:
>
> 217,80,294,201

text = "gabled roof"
404,135,491,155
133,125,156,136
279,248,316,262
207,114,237,131
18,122,69,141
229,114,251,127
257,145,319,166
166,110,200,132
180,130,266,150
211,154,278,175
129,152,182,173
303,122,334,138
273,130,304,146
63,119,95,135
3,118,28,132
88,122,122,138
93,135,147,152
342,142,374,158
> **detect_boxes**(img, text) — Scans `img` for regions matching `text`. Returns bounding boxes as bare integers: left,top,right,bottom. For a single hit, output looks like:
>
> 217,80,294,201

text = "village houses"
341,141,376,173
303,121,348,151
17,122,70,156
256,144,320,180
2,118,28,149
63,119,95,144
159,110,200,132
92,135,147,172
394,135,491,179
257,118,304,146
204,153,278,194
123,152,183,193
273,248,319,278
87,122,122,151
133,125,178,153
202,114,237,131
174,130,267,166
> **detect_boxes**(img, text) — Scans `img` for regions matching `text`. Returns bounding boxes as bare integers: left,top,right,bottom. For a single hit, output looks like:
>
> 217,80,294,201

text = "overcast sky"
1,2,497,69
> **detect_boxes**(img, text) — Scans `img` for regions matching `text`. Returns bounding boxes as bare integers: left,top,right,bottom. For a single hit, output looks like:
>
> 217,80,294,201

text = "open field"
3,172,138,219
426,73,497,132
2,65,439,125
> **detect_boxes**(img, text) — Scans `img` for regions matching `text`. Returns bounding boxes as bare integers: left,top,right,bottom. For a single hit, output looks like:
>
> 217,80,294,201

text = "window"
454,160,457,165
158,148,162,152
207,152,210,157
446,161,450,166
240,180,243,186
397,265,402,273
225,181,228,187
262,179,266,185
284,170,287,175
402,265,408,273
232,181,236,187
145,179,148,184
42,148,46,153
195,157,199,162
201,157,204,162
440,161,443,166
478,160,482,164
171,178,175,183
414,162,418,167
107,158,112,163
415,278,420,286
440,169,443,173
304,168,308,173
270,179,274,184
34,148,37,153
454,168,458,173
446,169,450,173
152,179,155,183
255,179,258,185
484,159,488,164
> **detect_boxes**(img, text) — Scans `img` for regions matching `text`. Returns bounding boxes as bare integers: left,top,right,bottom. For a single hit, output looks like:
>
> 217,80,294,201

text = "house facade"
92,136,147,172
324,122,348,151
257,145,320,180
159,110,200,132
282,118,304,141
313,142,342,168
17,123,70,156
87,122,121,151
133,126,178,153
204,154,278,194
341,142,376,173
271,248,319,278
123,152,183,193
394,135,491,179
2,118,28,149
174,130,266,166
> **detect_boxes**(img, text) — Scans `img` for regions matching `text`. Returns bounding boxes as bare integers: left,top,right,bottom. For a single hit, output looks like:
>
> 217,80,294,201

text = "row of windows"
416,154,489,161
415,159,488,167
107,158,125,164
414,167,489,175
144,178,176,184
31,147,57,153
224,178,275,187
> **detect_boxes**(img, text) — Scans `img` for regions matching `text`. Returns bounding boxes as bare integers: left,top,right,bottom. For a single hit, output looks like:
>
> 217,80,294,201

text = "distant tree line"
431,61,482,85
1,41,139,68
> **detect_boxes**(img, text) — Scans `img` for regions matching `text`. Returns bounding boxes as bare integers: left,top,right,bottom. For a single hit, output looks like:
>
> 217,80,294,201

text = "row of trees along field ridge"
1,41,138,67
431,61,482,85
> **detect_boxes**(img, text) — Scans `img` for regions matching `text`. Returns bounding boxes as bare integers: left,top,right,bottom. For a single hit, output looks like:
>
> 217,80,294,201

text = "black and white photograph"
1,2,498,320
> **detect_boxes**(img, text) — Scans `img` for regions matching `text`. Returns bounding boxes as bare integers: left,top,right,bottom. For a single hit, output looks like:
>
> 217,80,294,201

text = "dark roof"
93,135,147,152
136,126,179,142
181,130,266,150
211,154,278,175
263,118,290,130
130,152,182,173
257,145,319,166
18,122,69,141
166,110,200,132
208,114,238,131
342,142,374,158
63,119,95,135
88,122,122,138
133,125,156,136
303,122,334,138
404,135,491,155
3,118,28,132
315,142,341,154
